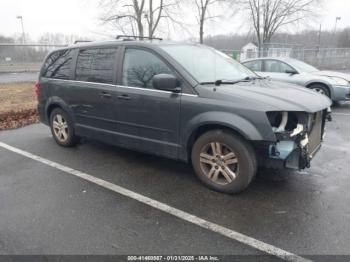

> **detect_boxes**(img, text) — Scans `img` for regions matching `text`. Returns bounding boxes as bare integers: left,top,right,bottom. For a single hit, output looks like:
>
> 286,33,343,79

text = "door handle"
99,92,112,98
117,94,131,100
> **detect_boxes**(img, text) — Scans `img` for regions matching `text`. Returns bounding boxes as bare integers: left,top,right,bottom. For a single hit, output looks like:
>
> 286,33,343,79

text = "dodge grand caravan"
36,39,331,194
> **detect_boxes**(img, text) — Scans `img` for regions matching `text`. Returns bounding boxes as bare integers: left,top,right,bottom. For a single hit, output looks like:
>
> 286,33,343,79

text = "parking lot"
0,102,350,261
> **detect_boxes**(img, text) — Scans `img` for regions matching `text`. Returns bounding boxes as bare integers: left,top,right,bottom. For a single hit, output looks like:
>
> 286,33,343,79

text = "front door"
260,59,298,83
114,47,181,158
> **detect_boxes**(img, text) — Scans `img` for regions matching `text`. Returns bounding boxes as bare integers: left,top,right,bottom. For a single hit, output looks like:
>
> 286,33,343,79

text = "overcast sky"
1,0,349,42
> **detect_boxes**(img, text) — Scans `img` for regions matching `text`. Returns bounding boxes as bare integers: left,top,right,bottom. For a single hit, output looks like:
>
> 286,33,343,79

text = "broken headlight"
266,111,312,138
266,111,299,133
267,112,312,167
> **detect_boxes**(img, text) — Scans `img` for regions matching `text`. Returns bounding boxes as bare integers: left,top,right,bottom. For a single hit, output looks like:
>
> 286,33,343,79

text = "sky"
0,0,349,42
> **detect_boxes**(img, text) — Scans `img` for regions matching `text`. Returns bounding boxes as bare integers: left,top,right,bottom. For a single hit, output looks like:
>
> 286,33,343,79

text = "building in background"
240,42,301,60
240,42,258,60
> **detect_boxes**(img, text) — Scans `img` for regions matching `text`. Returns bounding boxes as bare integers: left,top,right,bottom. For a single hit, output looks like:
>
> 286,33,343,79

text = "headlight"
266,111,299,132
329,76,349,86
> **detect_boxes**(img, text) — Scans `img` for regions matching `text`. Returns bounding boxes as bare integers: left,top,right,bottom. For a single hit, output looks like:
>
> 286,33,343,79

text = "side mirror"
285,69,298,75
152,74,181,93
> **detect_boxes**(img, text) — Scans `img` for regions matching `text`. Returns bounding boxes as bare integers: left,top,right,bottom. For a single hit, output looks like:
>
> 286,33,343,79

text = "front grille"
308,111,323,156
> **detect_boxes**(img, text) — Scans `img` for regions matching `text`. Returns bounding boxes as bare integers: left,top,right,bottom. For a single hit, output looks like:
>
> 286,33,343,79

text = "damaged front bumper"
268,133,320,169
258,110,329,170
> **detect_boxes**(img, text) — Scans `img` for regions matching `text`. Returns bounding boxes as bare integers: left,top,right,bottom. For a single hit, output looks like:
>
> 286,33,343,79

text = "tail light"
34,82,41,99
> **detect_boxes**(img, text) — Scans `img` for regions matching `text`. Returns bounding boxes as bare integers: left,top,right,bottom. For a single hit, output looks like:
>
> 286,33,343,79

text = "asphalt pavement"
0,103,350,260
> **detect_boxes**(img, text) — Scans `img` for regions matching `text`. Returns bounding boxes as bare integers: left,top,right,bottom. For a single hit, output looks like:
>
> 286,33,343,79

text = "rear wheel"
309,84,330,98
191,130,257,194
50,108,79,147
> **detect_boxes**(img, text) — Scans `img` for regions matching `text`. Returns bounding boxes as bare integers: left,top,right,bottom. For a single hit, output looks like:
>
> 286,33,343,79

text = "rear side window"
42,49,74,79
243,60,262,71
75,48,118,84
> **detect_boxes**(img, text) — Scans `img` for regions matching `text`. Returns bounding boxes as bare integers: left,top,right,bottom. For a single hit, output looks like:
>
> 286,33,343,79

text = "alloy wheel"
52,114,69,143
199,142,239,185
313,87,326,95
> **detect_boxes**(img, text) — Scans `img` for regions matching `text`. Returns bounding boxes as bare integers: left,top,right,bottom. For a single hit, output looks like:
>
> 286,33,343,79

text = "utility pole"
334,17,341,34
16,15,26,44
334,17,341,47
318,24,322,49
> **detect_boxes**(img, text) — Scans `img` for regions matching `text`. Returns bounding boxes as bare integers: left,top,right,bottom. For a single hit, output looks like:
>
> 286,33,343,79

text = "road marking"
0,141,311,262
333,112,350,116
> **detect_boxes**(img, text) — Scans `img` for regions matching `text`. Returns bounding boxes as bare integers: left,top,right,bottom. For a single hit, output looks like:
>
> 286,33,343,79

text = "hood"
313,70,350,82
207,79,332,112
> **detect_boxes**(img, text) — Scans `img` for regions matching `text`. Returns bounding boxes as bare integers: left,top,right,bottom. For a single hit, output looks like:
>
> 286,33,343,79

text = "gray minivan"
36,39,331,194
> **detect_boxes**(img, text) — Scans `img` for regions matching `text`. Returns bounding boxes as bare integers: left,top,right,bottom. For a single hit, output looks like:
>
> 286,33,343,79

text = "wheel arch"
186,124,249,161
306,82,332,97
45,97,75,123
181,112,267,162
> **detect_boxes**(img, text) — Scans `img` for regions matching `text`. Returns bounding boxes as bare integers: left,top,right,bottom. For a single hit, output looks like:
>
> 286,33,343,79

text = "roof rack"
116,35,163,41
74,40,92,44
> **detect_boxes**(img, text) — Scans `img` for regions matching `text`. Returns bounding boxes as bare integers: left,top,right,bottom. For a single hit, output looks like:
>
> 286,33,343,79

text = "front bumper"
331,85,350,101
258,110,326,170
257,139,322,170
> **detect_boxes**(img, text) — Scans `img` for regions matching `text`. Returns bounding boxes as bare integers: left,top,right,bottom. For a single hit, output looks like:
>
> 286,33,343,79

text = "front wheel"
309,84,330,98
191,130,257,194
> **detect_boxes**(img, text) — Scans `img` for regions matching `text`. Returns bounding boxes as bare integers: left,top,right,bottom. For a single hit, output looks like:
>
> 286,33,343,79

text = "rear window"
75,48,118,84
42,49,74,79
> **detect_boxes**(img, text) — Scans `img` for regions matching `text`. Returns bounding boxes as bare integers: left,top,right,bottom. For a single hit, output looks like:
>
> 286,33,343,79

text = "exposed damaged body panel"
264,110,328,169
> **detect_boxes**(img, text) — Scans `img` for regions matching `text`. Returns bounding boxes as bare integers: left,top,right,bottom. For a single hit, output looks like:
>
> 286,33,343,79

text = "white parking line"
0,141,311,262
333,112,350,116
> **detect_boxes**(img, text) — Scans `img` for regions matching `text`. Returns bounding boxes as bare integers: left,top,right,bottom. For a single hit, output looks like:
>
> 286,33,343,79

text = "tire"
191,130,257,194
49,108,79,147
309,84,330,98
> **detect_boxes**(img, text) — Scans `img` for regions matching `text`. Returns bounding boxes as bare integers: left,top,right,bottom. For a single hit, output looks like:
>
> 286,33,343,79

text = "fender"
177,111,276,161
45,96,76,124
305,80,333,98
182,111,272,146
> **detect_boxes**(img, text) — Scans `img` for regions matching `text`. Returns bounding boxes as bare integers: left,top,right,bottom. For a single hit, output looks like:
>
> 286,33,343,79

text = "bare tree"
100,0,145,37
194,0,221,44
239,0,322,50
100,0,179,38
146,0,165,38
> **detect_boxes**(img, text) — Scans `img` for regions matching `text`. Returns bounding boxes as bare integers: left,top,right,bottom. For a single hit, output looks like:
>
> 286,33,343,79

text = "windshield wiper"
200,76,267,86
245,76,268,80
214,79,249,86
200,77,251,86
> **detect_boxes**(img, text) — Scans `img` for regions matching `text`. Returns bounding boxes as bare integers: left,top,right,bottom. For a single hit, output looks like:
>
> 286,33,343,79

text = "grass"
0,82,39,130
0,82,37,113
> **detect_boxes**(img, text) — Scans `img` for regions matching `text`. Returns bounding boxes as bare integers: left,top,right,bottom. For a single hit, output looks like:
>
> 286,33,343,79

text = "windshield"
160,44,256,83
288,59,319,73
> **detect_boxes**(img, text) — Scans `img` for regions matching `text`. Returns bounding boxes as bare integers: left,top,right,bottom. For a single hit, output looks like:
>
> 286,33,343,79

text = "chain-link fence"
0,44,67,73
1,44,350,73
222,48,350,71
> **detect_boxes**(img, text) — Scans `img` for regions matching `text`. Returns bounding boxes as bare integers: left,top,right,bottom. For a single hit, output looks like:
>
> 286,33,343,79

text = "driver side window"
122,49,173,89
264,60,294,73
